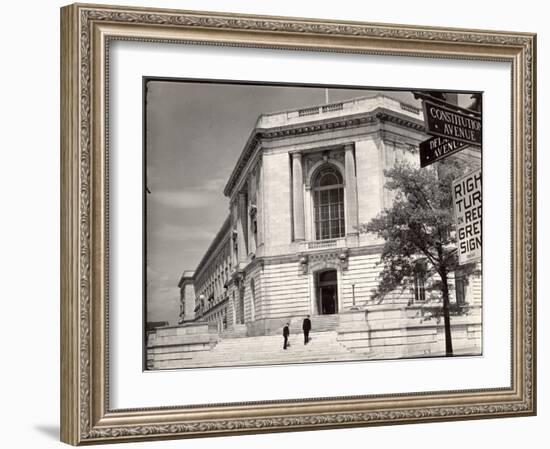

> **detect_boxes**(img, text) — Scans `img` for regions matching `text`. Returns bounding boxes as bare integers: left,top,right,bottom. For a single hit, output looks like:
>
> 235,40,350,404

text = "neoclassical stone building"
176,94,482,342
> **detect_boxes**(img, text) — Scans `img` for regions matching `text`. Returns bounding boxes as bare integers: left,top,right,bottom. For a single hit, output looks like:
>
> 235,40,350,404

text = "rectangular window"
314,186,345,240
414,265,426,302
455,277,466,305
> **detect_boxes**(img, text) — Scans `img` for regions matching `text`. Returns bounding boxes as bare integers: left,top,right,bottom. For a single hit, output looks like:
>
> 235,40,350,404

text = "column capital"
344,143,355,152
291,151,303,160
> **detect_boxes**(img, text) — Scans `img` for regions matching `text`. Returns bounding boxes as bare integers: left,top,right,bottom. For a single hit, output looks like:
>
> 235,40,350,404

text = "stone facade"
150,95,482,368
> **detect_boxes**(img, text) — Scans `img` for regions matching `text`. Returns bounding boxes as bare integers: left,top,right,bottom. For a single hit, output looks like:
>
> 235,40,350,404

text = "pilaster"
237,191,248,264
292,152,305,241
344,144,358,235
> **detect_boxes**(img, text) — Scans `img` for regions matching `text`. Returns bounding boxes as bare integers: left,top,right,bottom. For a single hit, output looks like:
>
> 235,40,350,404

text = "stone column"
292,152,305,241
230,203,238,267
344,144,359,235
237,191,248,263
247,180,255,255
256,161,264,247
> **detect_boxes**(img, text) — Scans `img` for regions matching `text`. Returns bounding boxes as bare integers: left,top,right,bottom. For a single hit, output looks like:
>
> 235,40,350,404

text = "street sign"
419,136,468,167
423,100,482,146
452,169,482,265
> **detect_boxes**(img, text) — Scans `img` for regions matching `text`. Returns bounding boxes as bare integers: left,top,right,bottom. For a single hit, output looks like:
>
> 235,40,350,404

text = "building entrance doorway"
317,270,338,315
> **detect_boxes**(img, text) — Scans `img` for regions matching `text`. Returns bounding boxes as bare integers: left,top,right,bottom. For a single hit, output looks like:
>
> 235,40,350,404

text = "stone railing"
258,95,423,128
297,106,320,117
322,102,344,113
296,103,344,117
400,102,421,115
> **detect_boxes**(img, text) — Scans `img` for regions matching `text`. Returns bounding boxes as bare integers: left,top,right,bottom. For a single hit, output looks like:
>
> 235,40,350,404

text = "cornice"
223,108,425,197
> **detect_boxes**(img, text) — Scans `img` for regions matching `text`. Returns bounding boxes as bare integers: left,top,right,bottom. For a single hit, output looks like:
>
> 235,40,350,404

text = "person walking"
302,315,312,345
283,322,290,350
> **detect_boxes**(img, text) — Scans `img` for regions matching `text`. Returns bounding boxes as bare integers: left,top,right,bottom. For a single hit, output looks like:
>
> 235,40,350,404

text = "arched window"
313,165,345,240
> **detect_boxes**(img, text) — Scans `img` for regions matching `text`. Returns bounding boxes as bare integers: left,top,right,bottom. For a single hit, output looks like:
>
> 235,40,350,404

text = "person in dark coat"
283,323,290,349
302,315,312,345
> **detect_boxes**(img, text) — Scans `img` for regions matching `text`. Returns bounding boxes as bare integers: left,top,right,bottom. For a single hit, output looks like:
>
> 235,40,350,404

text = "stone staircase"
152,330,363,370
148,308,482,370
219,324,248,339
299,314,340,333
255,314,341,337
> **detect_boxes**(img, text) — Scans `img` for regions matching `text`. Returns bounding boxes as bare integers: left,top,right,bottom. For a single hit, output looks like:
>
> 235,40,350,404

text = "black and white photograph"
144,79,482,370
1,0,543,446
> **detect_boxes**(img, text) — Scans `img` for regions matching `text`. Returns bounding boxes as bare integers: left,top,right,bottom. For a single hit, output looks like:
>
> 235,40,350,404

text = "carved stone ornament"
60,3,535,445
338,249,349,270
306,251,347,273
298,253,309,274
305,150,345,174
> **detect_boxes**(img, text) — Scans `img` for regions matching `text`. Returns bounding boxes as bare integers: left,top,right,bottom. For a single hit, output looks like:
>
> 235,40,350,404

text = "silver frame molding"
60,3,536,445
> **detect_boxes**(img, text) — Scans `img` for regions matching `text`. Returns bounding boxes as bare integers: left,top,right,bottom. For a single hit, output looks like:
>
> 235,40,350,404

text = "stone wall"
340,252,404,309
147,322,218,370
260,261,310,318
262,151,292,255
337,305,482,359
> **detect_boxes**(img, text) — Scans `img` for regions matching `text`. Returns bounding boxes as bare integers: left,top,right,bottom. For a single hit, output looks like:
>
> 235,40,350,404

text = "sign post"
419,136,468,167
414,93,481,168
422,99,482,147
452,169,482,265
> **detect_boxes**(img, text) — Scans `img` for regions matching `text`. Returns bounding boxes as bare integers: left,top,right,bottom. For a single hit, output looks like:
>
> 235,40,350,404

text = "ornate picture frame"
60,3,536,445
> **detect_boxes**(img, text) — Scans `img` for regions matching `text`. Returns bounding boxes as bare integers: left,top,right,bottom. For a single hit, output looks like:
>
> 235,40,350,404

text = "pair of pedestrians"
283,315,312,350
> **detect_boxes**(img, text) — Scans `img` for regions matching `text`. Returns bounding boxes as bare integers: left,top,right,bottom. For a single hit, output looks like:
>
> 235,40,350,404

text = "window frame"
413,261,428,303
312,165,345,241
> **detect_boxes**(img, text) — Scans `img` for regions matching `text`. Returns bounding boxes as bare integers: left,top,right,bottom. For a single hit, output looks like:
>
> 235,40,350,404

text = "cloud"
201,175,227,193
145,172,230,326
153,223,216,243
152,190,219,209
146,267,181,325
150,174,227,210
147,283,180,325
146,266,172,283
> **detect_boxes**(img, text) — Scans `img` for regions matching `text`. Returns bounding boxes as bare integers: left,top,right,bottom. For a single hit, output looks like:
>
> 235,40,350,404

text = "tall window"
250,204,258,251
455,276,466,305
413,262,427,302
313,165,345,240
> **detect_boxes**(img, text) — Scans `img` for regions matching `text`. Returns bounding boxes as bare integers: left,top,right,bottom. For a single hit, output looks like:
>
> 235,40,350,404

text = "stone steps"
152,331,363,369
249,315,341,337
155,353,363,369
219,324,248,339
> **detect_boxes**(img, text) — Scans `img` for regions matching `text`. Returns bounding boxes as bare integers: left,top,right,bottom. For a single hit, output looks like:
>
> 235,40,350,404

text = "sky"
145,79,439,325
